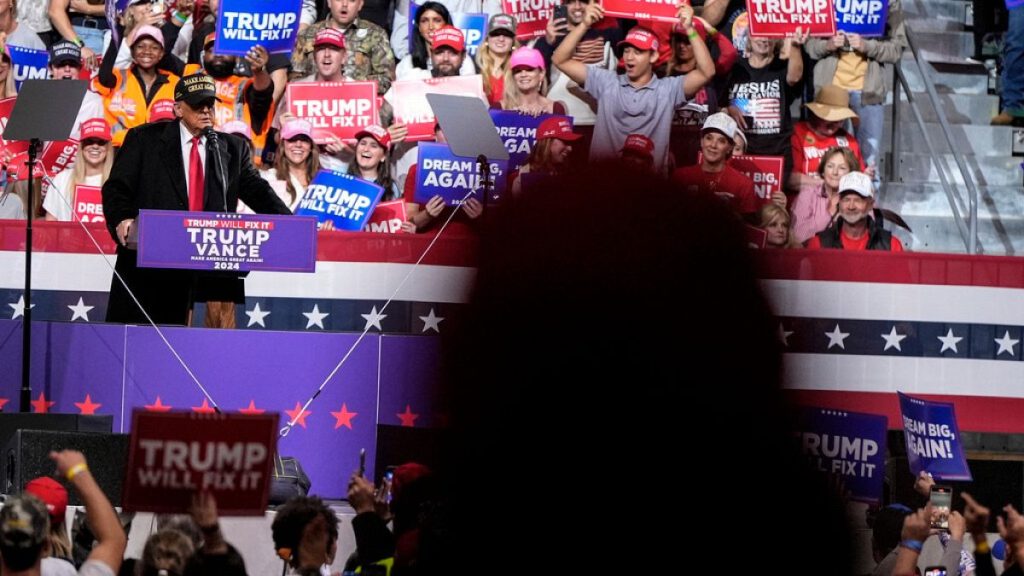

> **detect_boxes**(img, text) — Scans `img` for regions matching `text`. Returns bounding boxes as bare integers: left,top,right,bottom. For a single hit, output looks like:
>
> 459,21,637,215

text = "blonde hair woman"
43,118,114,221
499,47,565,116
0,43,17,98
759,203,800,248
477,13,518,106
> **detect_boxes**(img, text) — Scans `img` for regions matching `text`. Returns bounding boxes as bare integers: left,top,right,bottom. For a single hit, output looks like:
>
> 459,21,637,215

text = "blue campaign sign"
296,170,385,231
898,392,972,481
408,2,488,57
415,142,508,206
490,111,572,171
215,0,302,55
8,45,48,91
796,407,887,504
834,0,888,37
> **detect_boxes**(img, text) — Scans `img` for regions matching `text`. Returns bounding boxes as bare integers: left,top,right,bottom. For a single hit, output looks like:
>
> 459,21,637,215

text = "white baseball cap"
702,112,737,139
838,171,874,198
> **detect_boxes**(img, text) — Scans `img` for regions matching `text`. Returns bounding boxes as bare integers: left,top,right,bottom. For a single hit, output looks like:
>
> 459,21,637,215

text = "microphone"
201,126,218,143
202,126,228,211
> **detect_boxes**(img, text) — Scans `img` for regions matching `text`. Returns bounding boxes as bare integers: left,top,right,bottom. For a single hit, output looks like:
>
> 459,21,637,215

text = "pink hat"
79,117,111,142
354,124,391,150
508,46,545,71
431,26,465,52
536,116,581,142
281,119,314,141
131,24,164,48
314,28,346,50
149,99,176,121
24,477,68,522
621,133,654,158
221,120,252,139
617,27,659,52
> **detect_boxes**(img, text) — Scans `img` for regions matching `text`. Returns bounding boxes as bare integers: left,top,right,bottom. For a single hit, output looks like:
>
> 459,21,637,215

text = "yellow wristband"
687,30,698,39
65,463,88,481
975,540,991,554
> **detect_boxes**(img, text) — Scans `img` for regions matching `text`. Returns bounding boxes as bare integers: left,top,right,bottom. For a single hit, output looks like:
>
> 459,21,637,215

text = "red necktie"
189,136,204,211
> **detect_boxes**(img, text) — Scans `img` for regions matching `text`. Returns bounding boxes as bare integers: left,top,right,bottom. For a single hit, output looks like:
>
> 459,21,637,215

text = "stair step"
889,92,999,125
883,122,1020,156
882,180,1024,256
906,17,965,32
881,182,1024,220
910,30,975,59
899,58,989,95
896,153,1023,186
902,0,971,19
891,215,1024,255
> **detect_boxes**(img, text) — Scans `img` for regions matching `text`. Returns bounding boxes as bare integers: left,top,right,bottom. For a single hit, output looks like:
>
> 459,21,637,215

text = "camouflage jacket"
290,18,396,95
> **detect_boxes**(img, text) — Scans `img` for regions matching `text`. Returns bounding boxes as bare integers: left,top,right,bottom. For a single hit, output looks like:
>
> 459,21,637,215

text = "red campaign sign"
287,81,379,142
12,139,79,191
391,75,487,142
123,410,279,515
602,0,680,23
730,154,784,204
364,200,408,234
501,0,560,40
745,0,837,37
73,185,104,223
0,97,30,160
745,224,768,248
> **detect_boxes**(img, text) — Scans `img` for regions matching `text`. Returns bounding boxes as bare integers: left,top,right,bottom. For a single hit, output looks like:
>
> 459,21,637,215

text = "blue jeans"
847,90,884,181
1004,5,1024,114
72,25,105,55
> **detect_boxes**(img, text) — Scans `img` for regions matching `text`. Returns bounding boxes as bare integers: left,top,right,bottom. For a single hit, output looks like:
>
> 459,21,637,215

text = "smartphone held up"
930,485,952,531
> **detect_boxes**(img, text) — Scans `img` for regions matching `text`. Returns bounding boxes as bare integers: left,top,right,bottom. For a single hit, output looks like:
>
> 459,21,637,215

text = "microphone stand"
204,128,228,210
476,154,492,207
20,138,41,412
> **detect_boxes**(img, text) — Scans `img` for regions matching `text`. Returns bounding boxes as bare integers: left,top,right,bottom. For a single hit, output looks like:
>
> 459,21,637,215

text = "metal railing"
887,27,981,253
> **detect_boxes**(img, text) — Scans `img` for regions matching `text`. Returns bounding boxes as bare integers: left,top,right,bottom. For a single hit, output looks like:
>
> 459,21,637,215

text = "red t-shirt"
487,75,504,107
404,164,418,202
791,122,865,175
672,164,759,215
806,227,904,251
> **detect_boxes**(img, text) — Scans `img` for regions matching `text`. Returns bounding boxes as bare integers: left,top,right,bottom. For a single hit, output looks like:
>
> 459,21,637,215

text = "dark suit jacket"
102,119,291,325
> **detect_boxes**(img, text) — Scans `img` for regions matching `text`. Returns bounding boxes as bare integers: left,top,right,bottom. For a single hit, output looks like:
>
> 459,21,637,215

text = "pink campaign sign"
602,0,679,22
390,75,487,142
72,185,104,223
745,0,837,37
287,81,379,142
123,411,279,515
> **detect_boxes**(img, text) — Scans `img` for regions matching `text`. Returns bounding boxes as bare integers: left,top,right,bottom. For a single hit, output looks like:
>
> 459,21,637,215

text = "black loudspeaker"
3,430,129,507
0,414,112,450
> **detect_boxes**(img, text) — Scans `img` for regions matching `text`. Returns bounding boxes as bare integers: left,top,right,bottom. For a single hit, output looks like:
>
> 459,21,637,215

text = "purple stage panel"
0,320,126,416
122,326,380,498
379,335,443,429
33,322,127,422
0,319,22,402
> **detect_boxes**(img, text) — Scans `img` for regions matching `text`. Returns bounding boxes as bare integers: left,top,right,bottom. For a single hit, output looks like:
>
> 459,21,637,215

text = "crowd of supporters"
0,0,953,251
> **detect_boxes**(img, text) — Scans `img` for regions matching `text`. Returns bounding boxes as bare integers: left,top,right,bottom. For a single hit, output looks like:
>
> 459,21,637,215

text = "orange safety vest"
184,64,275,167
92,67,179,147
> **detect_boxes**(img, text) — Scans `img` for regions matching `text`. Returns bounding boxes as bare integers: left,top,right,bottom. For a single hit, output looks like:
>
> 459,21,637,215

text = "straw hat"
805,85,858,122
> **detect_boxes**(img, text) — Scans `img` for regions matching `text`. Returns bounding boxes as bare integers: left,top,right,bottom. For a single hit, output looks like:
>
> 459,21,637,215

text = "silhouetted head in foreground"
428,163,853,575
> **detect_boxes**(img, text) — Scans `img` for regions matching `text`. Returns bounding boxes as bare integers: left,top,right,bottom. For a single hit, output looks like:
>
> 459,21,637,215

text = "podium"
135,210,318,273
